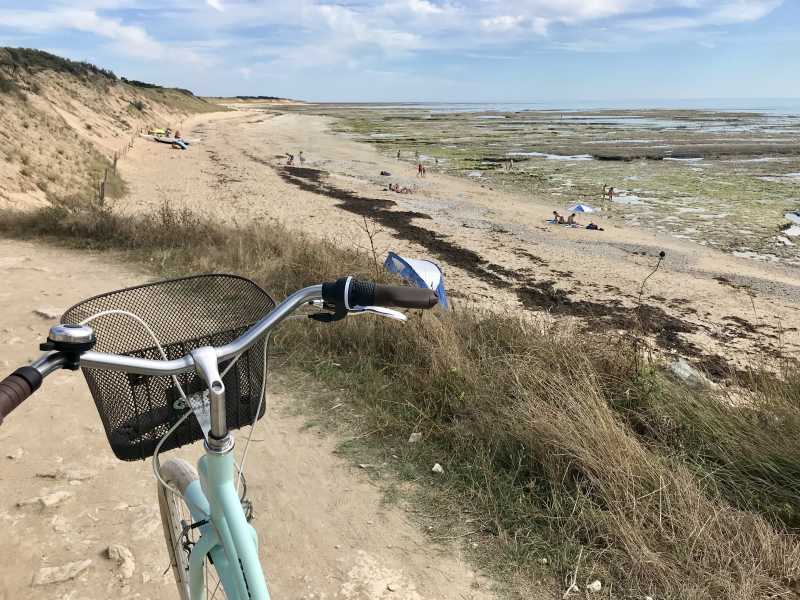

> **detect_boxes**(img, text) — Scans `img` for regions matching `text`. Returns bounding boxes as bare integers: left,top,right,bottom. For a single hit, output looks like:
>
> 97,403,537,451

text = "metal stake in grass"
637,250,666,308
633,250,666,367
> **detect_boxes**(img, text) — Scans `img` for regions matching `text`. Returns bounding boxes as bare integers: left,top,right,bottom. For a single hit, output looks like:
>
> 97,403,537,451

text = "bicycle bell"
40,324,97,369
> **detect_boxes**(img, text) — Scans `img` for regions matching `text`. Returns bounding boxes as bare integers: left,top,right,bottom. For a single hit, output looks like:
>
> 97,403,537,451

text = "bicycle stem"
191,346,229,446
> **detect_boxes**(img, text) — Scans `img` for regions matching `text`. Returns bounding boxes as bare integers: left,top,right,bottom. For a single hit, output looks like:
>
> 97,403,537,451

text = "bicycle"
0,274,438,599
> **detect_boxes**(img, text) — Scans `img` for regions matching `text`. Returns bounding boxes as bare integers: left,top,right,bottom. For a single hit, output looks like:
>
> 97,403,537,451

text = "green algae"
286,104,800,264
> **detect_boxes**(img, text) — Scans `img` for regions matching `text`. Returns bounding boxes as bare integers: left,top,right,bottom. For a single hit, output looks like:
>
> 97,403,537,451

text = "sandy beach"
117,108,800,372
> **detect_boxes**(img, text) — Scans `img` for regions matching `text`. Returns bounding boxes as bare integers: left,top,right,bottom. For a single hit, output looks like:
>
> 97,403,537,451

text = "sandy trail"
118,110,800,369
0,239,492,599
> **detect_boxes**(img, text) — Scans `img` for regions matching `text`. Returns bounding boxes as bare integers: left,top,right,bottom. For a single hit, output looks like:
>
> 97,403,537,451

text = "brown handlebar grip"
373,284,439,309
0,373,33,426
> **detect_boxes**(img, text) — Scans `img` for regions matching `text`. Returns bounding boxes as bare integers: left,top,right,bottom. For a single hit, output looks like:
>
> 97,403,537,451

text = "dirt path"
116,110,800,374
0,239,492,599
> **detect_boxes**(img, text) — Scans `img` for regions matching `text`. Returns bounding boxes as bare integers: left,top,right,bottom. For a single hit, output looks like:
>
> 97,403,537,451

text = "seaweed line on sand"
275,164,758,380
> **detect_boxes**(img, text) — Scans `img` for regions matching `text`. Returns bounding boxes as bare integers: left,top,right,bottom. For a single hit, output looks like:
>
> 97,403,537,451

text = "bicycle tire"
157,458,228,599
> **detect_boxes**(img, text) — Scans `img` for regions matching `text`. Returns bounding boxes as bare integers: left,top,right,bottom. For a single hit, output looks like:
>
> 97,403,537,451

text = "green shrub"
0,47,116,80
0,77,18,95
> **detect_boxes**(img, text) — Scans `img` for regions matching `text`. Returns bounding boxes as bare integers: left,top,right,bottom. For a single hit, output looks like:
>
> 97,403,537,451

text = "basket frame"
61,273,275,461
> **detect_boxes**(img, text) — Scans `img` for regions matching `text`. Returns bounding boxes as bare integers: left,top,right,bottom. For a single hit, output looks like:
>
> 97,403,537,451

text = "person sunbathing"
586,222,605,231
566,213,578,226
552,211,565,224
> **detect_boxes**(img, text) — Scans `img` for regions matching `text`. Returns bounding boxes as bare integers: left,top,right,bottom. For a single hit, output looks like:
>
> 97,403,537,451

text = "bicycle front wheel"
157,458,228,599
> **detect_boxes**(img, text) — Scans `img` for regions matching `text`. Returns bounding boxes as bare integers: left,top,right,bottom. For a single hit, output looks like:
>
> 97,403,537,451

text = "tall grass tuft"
1,203,799,598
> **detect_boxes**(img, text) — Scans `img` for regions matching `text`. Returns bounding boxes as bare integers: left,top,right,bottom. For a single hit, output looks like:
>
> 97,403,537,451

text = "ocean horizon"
304,98,800,116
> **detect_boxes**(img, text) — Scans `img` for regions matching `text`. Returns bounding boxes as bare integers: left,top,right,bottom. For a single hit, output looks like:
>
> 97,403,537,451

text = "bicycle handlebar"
80,284,325,376
0,278,440,419
322,277,439,310
0,367,42,425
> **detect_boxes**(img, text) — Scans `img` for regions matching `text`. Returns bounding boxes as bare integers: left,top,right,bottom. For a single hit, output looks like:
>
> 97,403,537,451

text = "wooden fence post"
99,169,108,206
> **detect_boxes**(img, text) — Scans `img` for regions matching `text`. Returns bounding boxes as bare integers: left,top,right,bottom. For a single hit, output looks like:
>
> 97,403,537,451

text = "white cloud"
0,0,785,74
625,0,783,30
407,0,443,15
0,6,209,64
480,15,527,33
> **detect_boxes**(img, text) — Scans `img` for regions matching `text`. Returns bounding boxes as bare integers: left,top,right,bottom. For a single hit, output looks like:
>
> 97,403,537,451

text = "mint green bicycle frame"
15,282,421,600
181,448,270,599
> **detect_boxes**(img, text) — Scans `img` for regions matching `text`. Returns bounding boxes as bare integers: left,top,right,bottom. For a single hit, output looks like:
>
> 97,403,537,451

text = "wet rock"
32,559,92,585
107,544,135,579
18,490,73,509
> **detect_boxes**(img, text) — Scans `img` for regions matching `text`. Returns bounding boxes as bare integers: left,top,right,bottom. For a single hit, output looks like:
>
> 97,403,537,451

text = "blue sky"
1,1,798,102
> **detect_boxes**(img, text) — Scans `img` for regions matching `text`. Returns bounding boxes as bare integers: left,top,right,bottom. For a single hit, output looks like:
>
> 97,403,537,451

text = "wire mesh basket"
62,274,275,461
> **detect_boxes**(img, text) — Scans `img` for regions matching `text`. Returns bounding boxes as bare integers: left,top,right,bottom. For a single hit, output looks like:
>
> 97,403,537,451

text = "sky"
0,0,798,103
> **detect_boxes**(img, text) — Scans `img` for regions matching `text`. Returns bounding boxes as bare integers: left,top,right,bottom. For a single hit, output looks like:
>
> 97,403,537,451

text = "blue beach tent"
568,203,596,213
384,252,449,310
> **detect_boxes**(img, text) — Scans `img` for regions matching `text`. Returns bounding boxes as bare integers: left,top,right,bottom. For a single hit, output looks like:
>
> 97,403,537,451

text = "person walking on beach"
607,186,615,202
397,149,401,160
417,163,423,178
298,150,305,165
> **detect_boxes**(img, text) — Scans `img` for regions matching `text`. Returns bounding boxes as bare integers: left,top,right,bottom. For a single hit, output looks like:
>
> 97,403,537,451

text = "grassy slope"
0,48,220,208
1,203,798,599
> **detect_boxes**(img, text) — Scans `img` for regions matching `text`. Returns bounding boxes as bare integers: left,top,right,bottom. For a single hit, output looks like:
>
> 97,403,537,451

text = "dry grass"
1,203,799,598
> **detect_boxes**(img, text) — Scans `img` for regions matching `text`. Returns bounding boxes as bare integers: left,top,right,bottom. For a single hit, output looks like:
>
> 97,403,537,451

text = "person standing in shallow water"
417,163,423,177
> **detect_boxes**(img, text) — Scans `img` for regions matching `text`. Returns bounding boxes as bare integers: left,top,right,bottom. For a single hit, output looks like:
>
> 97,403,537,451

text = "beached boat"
154,136,188,149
